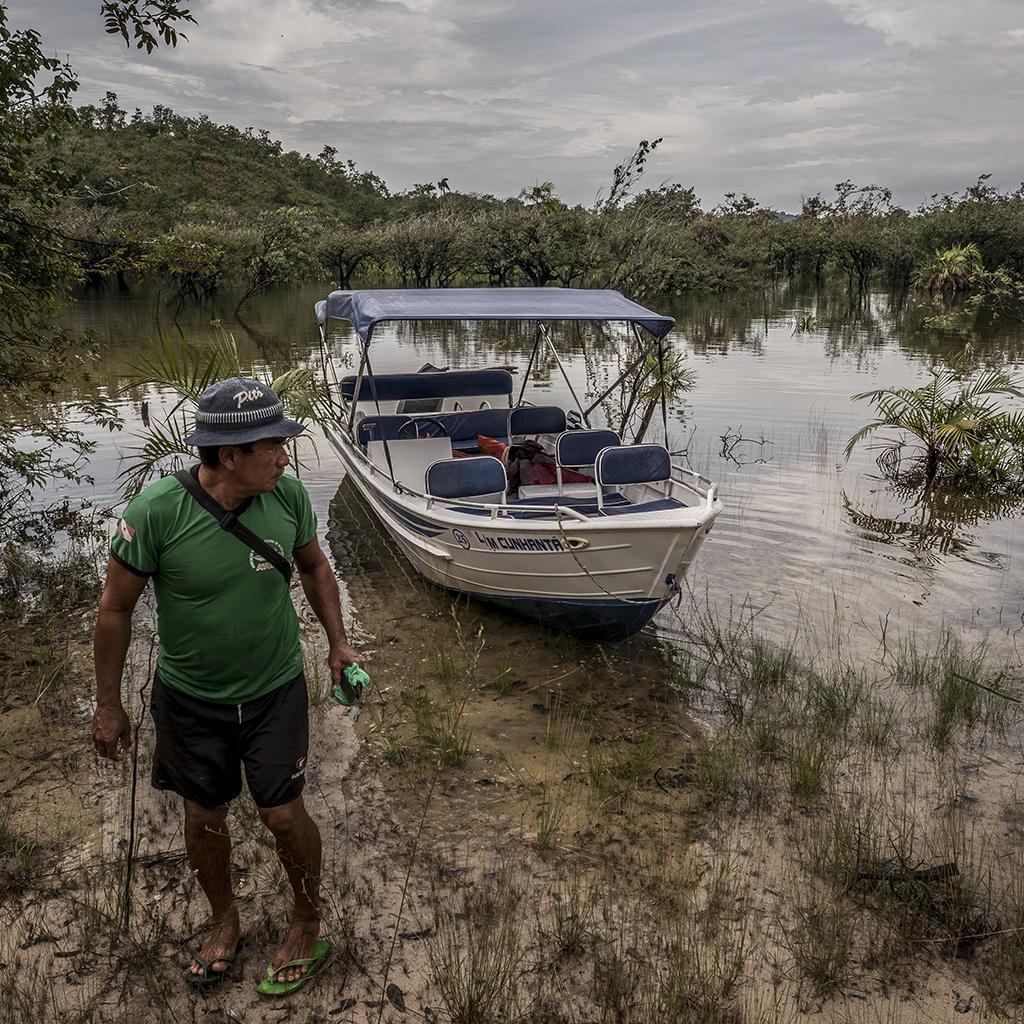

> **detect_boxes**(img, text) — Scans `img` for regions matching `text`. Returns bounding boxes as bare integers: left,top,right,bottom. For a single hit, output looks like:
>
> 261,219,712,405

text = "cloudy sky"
15,0,1024,210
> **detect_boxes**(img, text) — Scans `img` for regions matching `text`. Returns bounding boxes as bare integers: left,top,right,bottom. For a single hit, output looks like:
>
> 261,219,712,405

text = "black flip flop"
182,938,245,989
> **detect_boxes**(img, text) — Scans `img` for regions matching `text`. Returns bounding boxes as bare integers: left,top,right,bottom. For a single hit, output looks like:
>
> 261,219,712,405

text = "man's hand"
328,642,365,688
92,703,133,761
93,555,147,762
294,537,361,690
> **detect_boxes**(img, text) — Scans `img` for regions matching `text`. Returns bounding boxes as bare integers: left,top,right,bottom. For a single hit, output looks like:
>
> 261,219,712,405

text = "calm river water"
56,279,1024,659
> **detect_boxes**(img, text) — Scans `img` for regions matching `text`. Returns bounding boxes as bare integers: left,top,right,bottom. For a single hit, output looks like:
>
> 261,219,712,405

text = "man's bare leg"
258,795,323,983
183,800,240,977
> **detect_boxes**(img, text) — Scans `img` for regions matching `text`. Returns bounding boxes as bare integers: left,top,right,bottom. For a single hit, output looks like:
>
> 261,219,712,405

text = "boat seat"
508,405,567,439
553,428,620,492
366,437,452,491
598,497,684,516
340,369,514,403
356,415,412,447
416,408,512,450
594,444,672,510
555,428,621,468
448,494,676,519
425,455,507,502
516,491,628,508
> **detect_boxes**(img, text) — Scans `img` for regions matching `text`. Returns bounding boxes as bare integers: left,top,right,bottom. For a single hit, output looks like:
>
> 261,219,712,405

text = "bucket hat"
182,377,307,447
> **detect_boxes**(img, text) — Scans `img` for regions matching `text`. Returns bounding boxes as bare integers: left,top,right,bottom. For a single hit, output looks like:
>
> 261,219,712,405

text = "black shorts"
150,671,309,810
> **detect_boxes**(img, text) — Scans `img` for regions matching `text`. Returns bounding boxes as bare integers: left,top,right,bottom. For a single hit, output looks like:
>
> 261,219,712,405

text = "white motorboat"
315,288,721,639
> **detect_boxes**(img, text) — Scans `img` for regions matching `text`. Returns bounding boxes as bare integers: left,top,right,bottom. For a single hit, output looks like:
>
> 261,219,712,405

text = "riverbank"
3,488,1023,1023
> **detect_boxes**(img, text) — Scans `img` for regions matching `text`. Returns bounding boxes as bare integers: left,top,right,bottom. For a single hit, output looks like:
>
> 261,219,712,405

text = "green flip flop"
182,938,245,989
256,938,331,997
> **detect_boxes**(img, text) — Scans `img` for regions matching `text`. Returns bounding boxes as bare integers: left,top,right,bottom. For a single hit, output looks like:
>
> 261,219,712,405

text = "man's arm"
294,535,363,687
92,555,149,761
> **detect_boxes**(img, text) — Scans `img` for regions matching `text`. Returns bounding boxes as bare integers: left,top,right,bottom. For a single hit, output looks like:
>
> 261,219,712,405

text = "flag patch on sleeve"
118,519,136,542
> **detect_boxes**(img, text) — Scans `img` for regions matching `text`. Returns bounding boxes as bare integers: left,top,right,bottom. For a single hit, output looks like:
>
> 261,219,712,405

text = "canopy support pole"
362,347,398,486
346,343,368,436
583,328,659,419
316,324,346,423
653,326,671,445
516,325,543,407
541,322,591,428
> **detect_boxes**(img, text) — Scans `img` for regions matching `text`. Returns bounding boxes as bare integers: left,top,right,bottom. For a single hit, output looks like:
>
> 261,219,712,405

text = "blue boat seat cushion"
555,428,621,468
454,495,682,519
423,408,511,444
359,410,512,450
341,369,514,402
356,415,411,447
508,405,567,437
595,444,671,486
425,456,507,500
598,497,683,516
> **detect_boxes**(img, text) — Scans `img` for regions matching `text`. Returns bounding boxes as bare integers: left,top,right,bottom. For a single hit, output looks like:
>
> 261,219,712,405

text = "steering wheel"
396,417,450,440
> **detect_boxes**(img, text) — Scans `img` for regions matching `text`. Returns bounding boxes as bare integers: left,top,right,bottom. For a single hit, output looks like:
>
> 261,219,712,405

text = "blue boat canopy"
315,287,675,343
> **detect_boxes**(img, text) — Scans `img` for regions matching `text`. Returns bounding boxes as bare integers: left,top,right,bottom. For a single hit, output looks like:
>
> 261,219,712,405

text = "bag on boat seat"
425,455,507,502
477,435,509,460
506,439,593,493
507,405,567,438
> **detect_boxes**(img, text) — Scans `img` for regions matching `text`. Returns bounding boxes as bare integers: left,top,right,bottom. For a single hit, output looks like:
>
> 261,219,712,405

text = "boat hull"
328,427,717,640
474,592,665,640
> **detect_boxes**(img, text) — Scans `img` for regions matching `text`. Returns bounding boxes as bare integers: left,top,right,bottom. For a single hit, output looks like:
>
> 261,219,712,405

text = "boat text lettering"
472,532,565,552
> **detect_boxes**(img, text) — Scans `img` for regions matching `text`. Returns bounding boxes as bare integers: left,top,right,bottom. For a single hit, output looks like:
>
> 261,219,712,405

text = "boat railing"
670,461,717,511
329,421,719,517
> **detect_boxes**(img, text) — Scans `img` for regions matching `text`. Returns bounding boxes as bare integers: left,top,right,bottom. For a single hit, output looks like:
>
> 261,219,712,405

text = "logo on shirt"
248,538,286,572
118,519,136,542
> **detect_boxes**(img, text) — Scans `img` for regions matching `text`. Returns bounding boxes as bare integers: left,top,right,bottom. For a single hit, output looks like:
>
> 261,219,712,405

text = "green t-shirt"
110,470,317,704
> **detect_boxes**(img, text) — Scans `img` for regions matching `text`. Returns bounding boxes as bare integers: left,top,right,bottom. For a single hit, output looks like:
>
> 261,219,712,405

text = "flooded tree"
845,348,1024,487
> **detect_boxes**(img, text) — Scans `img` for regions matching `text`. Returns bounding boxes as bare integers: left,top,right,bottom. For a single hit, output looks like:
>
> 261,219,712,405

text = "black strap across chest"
174,466,293,584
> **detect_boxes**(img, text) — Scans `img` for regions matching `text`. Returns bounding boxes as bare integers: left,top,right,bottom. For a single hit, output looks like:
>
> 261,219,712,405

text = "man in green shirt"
92,377,362,994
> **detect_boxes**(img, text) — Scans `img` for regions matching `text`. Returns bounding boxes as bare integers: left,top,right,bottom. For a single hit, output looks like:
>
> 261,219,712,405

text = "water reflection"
54,278,1024,647
843,484,1024,568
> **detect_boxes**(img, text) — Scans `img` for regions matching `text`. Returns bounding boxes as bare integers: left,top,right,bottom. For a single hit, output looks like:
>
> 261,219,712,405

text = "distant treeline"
61,95,1024,311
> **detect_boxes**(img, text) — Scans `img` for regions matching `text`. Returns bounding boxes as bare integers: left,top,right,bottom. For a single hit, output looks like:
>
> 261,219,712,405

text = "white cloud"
820,0,1024,48
9,0,1024,209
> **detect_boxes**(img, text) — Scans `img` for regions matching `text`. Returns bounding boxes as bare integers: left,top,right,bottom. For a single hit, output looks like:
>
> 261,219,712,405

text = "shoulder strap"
174,467,293,585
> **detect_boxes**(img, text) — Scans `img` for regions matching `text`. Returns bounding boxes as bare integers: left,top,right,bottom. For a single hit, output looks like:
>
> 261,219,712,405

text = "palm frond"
118,410,194,497
843,420,887,459
270,367,333,421
996,409,1024,437
123,334,241,413
956,368,1024,403
846,343,1024,486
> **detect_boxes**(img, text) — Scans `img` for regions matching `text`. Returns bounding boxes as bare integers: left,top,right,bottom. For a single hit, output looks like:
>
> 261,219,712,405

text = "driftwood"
857,861,959,884
953,671,1021,704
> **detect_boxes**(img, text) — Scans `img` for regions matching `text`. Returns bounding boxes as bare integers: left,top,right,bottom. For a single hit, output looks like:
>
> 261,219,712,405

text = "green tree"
100,0,195,52
232,206,319,315
845,349,1024,486
915,242,985,299
628,183,702,225
0,0,197,546
145,222,234,312
380,213,468,287
0,7,120,542
461,210,522,287
316,225,380,288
